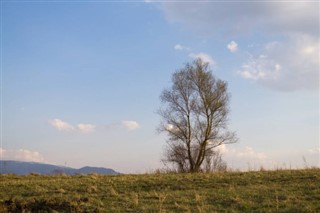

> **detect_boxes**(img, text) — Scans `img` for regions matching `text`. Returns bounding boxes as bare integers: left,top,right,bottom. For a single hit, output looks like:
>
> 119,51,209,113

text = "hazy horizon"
1,1,319,173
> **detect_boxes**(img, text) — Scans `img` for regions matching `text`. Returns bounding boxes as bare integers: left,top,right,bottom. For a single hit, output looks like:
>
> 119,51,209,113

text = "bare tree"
204,150,227,172
158,59,237,173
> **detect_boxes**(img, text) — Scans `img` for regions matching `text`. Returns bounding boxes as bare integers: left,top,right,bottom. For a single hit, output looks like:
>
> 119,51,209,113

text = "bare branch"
158,59,237,172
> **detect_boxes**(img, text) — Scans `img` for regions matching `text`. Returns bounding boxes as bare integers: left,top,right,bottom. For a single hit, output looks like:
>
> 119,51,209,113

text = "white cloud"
0,147,45,162
49,119,96,133
227,41,238,53
174,44,190,51
239,35,319,91
122,120,140,130
165,124,174,131
48,119,74,132
239,54,281,80
165,124,181,133
77,123,96,133
49,118,140,133
189,52,215,65
216,144,228,154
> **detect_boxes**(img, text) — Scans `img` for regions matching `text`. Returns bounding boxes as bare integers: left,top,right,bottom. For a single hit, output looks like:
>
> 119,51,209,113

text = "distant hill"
0,160,119,175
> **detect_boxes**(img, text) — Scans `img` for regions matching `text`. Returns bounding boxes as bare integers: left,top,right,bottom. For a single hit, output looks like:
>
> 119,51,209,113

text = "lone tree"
158,59,237,173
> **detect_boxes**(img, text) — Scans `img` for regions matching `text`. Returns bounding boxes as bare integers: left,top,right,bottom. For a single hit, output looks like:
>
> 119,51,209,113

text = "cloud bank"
162,2,318,37
216,145,320,170
0,147,45,162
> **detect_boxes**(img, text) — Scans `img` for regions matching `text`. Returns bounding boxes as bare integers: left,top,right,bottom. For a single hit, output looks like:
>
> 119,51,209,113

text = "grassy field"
0,169,319,212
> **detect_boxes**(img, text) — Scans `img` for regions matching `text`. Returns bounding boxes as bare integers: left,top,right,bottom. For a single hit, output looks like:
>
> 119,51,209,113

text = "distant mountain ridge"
0,160,119,175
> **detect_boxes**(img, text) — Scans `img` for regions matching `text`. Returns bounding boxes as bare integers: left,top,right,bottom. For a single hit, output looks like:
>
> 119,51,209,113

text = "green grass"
1,169,319,212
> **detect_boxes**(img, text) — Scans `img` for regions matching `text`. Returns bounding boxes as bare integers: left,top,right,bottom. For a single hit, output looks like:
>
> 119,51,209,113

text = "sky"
1,1,319,173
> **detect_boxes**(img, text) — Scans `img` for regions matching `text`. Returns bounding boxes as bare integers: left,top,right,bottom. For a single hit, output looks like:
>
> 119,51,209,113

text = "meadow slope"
0,169,319,212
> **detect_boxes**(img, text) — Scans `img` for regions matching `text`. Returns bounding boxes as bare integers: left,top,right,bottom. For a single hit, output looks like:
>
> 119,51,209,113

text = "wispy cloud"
122,120,140,130
227,41,238,53
77,123,96,133
0,147,45,162
189,52,215,65
174,44,190,51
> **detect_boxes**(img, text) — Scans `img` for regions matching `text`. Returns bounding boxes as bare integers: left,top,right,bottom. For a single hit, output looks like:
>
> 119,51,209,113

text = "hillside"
0,160,119,175
0,169,319,212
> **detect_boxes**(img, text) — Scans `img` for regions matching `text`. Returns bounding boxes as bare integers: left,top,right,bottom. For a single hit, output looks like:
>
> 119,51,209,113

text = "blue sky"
1,1,319,173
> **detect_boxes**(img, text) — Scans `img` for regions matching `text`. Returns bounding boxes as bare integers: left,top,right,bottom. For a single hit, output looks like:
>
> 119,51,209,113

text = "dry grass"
0,169,319,212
